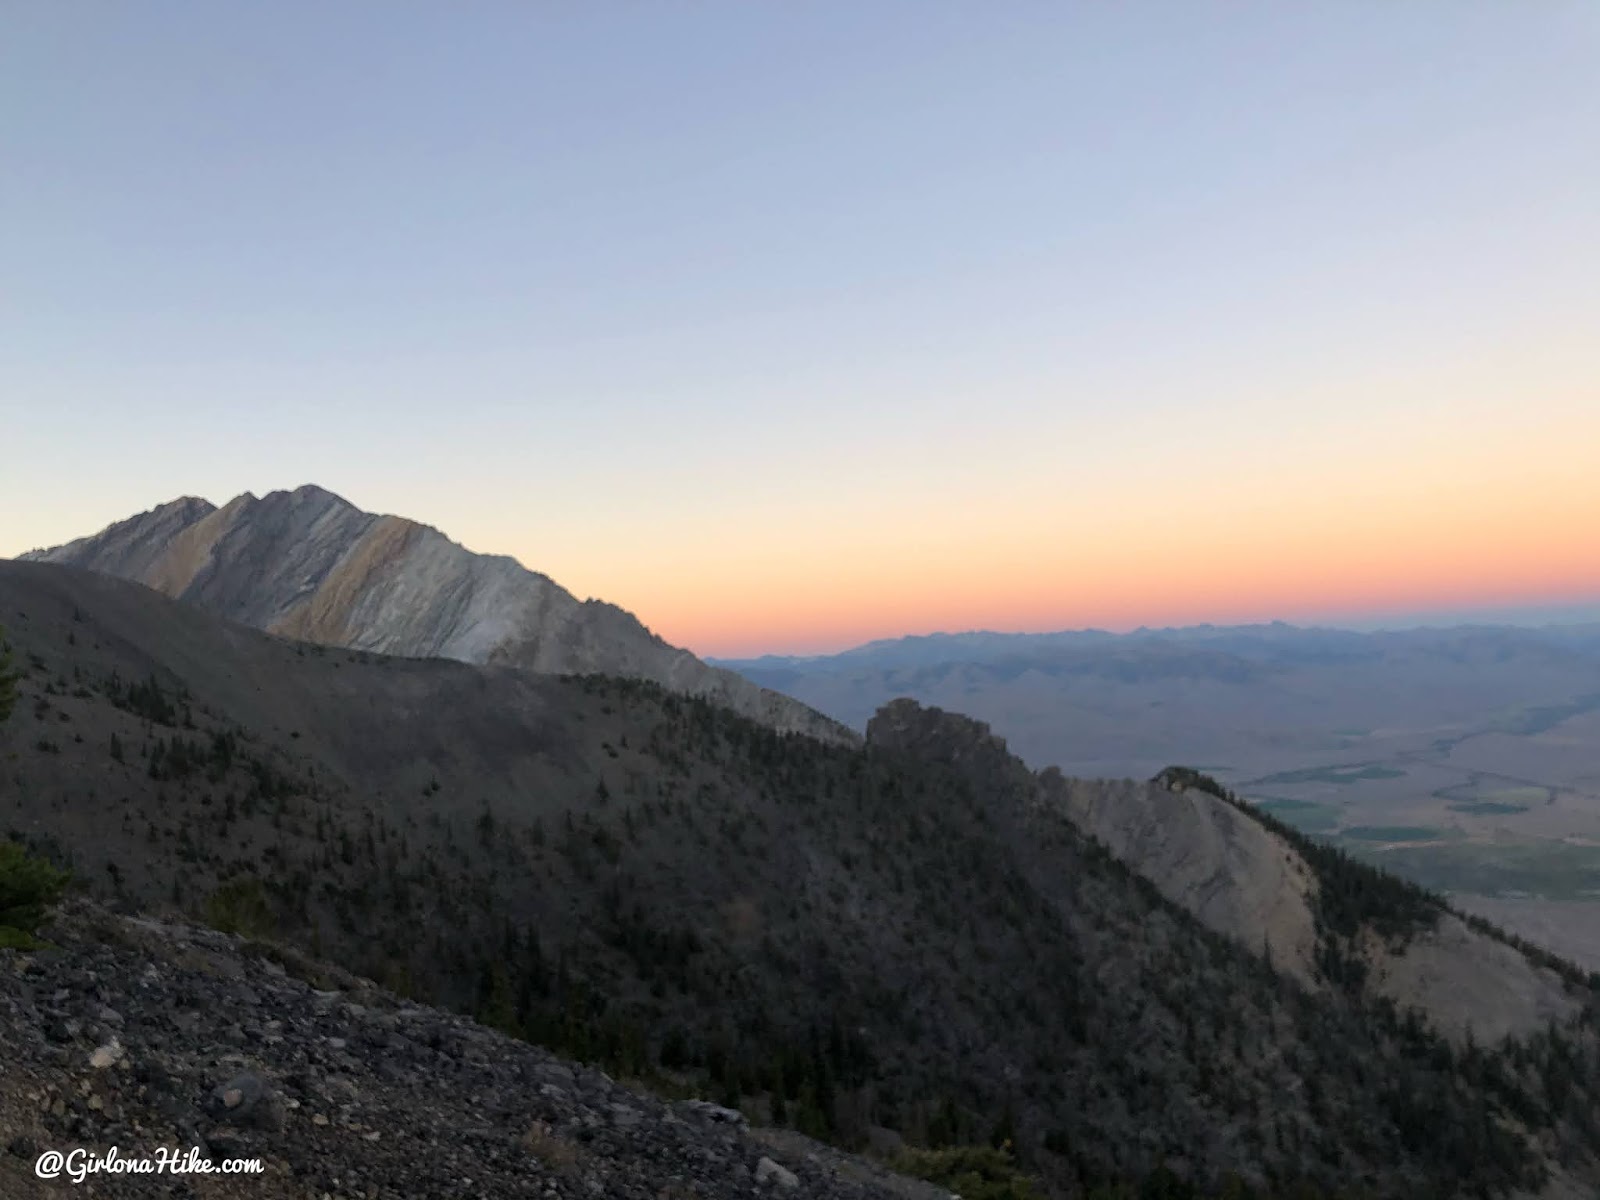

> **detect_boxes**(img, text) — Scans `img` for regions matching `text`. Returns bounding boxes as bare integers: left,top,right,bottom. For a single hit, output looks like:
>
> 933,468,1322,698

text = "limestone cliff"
1070,770,1582,1044
868,702,1585,1047
21,485,850,743
1042,771,1325,985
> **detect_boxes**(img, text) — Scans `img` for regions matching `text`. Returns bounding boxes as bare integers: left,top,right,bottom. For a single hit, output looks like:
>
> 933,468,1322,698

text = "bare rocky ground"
0,901,944,1200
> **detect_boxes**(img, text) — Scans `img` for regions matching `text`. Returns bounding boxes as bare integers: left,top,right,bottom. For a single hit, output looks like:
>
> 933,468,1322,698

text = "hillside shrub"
0,839,70,947
893,1144,1039,1199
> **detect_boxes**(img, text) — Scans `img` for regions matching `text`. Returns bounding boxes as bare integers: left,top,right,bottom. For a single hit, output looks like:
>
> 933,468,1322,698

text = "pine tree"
0,841,69,935
0,627,18,726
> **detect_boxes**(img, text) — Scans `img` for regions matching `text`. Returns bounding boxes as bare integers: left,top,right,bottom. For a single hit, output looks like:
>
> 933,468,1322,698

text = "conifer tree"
0,627,17,726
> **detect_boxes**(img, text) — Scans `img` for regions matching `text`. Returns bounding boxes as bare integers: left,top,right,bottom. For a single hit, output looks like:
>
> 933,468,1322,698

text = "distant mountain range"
715,621,1600,973
19,485,848,743
712,621,1600,778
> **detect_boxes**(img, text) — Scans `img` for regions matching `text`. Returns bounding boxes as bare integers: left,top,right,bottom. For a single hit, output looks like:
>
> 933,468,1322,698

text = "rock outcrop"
869,702,1585,1045
1043,771,1324,985
1063,769,1582,1042
21,485,850,744
1364,913,1582,1044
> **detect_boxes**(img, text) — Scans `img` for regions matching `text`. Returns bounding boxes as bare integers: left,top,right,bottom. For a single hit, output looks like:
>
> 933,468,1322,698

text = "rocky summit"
0,900,944,1200
20,485,848,744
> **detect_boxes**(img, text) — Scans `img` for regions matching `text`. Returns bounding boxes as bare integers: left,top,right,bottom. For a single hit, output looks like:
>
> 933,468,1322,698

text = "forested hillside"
4,561,1600,1197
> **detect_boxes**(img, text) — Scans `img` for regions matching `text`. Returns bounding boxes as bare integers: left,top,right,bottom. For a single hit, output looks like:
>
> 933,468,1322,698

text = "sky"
4,3,1599,657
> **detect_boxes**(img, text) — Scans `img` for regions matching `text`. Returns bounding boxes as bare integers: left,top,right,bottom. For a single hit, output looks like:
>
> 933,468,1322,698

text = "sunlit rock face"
23,484,851,744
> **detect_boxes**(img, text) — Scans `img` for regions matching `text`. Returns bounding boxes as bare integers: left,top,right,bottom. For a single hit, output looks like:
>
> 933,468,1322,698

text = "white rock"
755,1157,799,1190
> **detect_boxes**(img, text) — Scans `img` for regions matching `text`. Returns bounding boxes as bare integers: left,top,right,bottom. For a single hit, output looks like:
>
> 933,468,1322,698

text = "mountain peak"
24,488,852,743
866,699,1024,787
18,494,217,568
285,482,356,508
162,494,218,515
867,698,1007,755
213,484,358,514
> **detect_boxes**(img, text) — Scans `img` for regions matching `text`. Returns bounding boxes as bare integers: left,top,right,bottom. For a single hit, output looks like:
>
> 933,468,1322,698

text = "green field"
1356,840,1600,900
1498,692,1600,738
1340,825,1441,843
1436,784,1545,817
1449,800,1532,816
1251,796,1341,833
1254,764,1406,786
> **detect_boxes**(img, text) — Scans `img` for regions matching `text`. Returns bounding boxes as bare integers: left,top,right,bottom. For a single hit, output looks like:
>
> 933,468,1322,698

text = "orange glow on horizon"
660,572,1600,660
549,400,1600,657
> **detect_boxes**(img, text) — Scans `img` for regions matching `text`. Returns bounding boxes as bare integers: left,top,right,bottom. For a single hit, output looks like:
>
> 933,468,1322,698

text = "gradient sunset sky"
4,4,1598,657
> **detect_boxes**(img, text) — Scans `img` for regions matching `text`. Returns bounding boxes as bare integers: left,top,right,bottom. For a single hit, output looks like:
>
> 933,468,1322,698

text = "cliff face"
869,703,1584,1047
1042,770,1326,986
21,485,850,743
1058,769,1580,1044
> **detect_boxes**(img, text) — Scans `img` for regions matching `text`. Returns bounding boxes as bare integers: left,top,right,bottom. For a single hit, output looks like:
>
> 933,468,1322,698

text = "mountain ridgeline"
5,560,1600,1197
21,485,848,744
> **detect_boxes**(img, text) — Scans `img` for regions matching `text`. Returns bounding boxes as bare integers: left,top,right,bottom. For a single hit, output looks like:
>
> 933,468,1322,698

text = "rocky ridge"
1041,772,1324,987
20,486,849,745
1042,769,1582,1042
